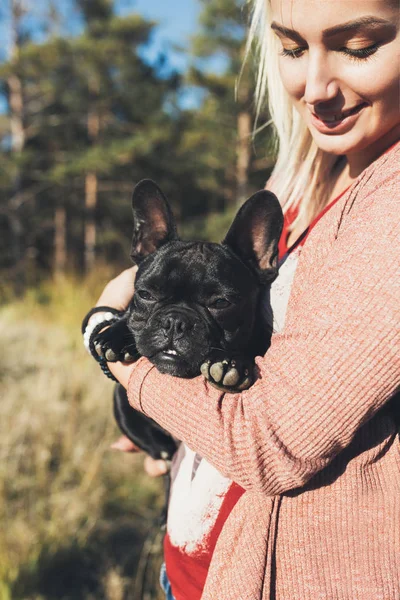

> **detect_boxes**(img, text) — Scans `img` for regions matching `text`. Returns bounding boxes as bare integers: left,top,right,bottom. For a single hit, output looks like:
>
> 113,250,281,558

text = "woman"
91,0,400,598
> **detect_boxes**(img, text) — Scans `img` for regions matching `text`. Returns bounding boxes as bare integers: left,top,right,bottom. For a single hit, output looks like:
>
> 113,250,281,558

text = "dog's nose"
162,315,192,339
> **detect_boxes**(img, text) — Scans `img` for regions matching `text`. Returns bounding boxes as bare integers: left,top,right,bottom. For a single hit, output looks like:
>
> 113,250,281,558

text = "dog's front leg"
93,316,139,363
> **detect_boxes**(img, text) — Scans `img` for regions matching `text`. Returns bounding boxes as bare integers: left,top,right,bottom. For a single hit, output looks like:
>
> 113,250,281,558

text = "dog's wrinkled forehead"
136,240,257,300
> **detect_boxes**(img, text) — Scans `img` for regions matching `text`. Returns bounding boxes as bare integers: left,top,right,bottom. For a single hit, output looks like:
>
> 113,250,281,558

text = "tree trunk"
84,89,100,272
8,72,25,154
235,56,252,208
7,0,26,293
54,203,67,276
84,171,97,271
236,109,252,207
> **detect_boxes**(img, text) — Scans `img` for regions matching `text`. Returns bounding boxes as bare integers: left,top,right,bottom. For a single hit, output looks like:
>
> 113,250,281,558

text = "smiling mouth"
313,103,367,123
163,349,178,356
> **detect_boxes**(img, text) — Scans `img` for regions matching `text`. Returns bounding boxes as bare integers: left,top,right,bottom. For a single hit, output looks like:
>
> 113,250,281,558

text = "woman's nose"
303,51,339,106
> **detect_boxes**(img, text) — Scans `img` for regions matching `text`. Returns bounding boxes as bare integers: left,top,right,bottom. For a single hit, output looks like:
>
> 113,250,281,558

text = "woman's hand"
96,266,138,312
111,435,169,477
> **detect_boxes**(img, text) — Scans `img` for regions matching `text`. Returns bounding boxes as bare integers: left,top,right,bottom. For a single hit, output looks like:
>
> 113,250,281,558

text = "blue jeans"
159,562,176,600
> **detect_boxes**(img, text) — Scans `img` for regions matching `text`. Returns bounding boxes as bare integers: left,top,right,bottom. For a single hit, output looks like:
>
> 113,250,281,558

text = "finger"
110,435,141,453
144,456,169,477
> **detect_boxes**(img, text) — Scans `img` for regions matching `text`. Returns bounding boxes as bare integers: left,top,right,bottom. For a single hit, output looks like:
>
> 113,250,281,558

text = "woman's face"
270,0,400,161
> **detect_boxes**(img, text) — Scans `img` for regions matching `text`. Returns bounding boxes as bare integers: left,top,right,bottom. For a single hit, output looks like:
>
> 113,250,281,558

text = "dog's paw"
200,351,255,393
92,319,139,363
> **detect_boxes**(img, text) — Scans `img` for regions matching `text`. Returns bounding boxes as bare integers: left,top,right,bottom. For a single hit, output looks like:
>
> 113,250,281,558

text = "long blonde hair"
247,0,339,227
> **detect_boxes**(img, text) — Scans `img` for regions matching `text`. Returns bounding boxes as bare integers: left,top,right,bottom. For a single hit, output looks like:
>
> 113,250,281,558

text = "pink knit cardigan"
128,142,400,600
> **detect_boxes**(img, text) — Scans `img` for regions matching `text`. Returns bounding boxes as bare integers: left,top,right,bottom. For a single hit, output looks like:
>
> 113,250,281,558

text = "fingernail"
155,460,168,474
110,435,138,452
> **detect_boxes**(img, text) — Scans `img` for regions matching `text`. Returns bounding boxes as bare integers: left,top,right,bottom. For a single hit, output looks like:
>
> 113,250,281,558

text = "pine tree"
3,0,28,291
186,0,274,209
0,0,182,277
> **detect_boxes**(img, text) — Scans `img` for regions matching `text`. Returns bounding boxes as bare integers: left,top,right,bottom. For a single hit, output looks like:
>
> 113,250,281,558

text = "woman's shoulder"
355,141,399,200
292,143,399,290
332,141,399,239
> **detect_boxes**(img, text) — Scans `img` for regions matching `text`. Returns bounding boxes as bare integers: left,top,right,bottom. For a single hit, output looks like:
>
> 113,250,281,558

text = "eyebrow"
271,17,395,39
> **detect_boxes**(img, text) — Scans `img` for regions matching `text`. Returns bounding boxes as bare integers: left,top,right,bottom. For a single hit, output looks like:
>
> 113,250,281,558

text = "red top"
278,187,350,258
163,481,244,600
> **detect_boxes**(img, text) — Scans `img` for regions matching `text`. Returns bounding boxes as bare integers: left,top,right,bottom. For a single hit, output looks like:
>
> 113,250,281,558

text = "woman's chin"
307,112,400,161
308,125,369,157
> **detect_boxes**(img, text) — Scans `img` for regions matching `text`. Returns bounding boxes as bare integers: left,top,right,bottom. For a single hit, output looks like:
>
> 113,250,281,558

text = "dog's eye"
210,298,231,309
137,290,155,301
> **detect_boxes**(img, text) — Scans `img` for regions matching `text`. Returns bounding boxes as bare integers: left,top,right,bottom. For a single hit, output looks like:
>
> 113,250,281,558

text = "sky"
0,0,205,110
123,0,205,108
0,0,201,66
127,0,201,73
124,0,228,109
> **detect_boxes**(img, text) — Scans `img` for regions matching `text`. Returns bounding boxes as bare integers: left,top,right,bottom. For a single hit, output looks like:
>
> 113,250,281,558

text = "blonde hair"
247,0,339,227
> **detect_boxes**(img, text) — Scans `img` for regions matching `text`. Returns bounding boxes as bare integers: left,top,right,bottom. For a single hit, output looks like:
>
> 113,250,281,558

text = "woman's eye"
210,298,231,309
280,43,380,61
137,290,155,301
340,43,379,60
280,46,306,59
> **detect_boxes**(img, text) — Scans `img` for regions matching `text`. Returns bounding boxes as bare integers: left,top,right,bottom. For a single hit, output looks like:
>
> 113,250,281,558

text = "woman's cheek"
351,65,397,104
278,57,305,101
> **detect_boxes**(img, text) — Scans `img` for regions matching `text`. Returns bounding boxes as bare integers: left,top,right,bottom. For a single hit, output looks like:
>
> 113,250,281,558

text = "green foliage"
193,0,248,57
0,0,275,284
179,0,274,214
0,1,184,277
180,205,238,242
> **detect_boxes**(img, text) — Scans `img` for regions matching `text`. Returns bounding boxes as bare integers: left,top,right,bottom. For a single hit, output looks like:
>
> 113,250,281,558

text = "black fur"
94,179,283,463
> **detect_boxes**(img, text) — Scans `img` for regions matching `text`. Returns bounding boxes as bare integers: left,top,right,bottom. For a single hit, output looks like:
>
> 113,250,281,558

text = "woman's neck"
327,158,353,203
329,125,400,200
345,124,400,179
287,127,399,249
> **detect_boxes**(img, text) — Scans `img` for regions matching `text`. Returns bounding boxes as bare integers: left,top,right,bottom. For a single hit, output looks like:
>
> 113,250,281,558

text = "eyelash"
341,43,379,60
280,43,379,60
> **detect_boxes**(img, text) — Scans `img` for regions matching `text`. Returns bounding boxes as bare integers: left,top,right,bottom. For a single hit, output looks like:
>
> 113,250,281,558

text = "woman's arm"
95,266,137,311
92,266,138,388
91,266,168,477
125,178,400,495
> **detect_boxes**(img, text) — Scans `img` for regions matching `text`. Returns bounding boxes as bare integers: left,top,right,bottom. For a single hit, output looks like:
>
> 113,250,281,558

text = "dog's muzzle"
134,304,213,377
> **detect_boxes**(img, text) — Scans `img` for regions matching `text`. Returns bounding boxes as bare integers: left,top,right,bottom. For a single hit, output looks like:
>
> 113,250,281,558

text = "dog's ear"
130,179,178,264
223,190,283,283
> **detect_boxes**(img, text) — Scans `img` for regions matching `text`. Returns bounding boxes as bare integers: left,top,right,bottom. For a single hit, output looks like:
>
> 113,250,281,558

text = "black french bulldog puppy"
94,179,283,464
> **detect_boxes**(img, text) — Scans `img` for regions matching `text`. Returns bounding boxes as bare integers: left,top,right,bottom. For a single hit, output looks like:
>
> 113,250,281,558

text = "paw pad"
200,353,254,393
92,319,139,364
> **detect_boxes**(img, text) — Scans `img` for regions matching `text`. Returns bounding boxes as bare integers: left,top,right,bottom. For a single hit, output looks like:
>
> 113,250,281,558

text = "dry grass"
0,276,165,600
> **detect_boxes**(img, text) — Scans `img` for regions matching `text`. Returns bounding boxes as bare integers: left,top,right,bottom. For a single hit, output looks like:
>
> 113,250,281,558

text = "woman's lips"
310,103,368,133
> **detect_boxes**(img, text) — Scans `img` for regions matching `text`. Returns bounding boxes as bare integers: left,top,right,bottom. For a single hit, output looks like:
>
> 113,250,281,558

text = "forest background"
0,0,275,598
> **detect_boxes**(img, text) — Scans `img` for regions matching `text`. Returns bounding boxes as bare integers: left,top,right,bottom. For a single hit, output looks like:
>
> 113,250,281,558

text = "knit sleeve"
127,173,400,496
